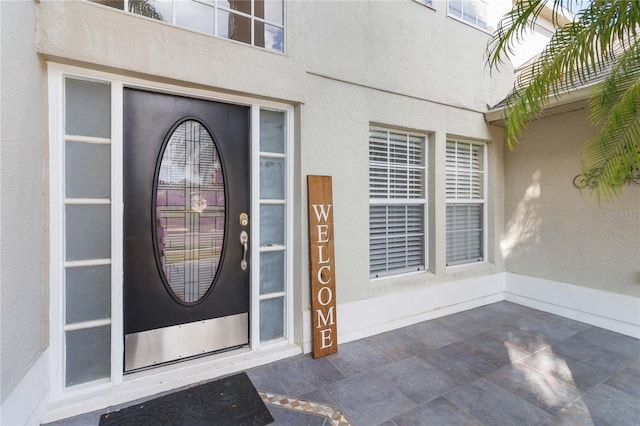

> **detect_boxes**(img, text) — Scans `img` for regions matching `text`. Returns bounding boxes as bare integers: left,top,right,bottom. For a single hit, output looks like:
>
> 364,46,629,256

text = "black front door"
123,89,250,371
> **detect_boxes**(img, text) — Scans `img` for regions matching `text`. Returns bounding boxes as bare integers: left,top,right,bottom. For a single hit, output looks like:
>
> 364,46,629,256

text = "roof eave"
484,82,600,125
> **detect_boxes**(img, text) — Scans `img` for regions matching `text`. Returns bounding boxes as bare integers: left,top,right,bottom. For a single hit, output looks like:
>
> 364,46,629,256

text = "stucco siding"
298,74,506,308
502,108,640,298
1,0,47,402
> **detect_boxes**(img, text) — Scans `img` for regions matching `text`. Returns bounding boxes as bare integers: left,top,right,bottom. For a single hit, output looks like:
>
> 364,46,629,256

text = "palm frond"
499,1,640,149
582,75,640,200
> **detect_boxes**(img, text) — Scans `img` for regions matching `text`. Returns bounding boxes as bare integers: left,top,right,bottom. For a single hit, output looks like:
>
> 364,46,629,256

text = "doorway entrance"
123,89,250,371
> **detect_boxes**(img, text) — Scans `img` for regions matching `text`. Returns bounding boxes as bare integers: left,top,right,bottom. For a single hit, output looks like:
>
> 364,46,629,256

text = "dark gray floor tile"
487,301,542,317
376,420,398,426
462,305,514,326
392,397,482,426
551,337,635,375
533,311,592,333
519,347,611,392
445,378,552,425
400,321,467,350
43,412,102,426
374,357,460,404
430,311,494,338
420,344,498,384
512,315,581,342
447,333,531,367
325,370,415,426
485,325,552,353
582,384,640,426
270,354,345,396
246,364,288,394
298,388,336,406
605,363,640,398
573,327,640,360
363,329,427,361
326,340,390,376
269,405,327,426
487,363,583,415
543,403,600,426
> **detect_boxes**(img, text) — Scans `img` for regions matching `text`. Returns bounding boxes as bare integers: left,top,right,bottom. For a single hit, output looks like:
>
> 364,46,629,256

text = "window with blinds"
369,128,426,278
446,140,485,265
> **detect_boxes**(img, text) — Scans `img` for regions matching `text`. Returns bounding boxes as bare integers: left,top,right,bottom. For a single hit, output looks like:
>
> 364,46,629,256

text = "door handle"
240,230,248,271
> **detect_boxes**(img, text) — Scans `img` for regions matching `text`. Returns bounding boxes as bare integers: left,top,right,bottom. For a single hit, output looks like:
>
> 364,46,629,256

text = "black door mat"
99,372,274,426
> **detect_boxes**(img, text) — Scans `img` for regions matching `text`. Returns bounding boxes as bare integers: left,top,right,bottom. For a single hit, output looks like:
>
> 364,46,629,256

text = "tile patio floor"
47,302,640,426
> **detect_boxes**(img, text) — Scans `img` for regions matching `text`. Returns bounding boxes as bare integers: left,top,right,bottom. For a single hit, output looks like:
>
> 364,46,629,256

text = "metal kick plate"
124,313,248,371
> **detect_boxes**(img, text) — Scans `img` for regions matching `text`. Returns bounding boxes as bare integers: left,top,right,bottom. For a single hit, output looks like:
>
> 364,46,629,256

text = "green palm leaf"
488,0,640,201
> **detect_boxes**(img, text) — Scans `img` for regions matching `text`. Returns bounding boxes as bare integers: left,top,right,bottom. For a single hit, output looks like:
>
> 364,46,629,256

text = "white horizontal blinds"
446,140,485,266
369,129,426,277
63,77,112,387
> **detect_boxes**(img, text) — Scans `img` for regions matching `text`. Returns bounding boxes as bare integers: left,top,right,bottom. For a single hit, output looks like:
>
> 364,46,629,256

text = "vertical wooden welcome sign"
307,175,338,358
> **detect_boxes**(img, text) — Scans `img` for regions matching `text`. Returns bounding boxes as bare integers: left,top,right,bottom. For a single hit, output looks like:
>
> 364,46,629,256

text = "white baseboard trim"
505,273,640,339
0,349,49,426
303,273,507,353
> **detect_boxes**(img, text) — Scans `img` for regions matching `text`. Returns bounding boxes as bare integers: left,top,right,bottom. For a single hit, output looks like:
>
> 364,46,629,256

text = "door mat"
99,372,274,426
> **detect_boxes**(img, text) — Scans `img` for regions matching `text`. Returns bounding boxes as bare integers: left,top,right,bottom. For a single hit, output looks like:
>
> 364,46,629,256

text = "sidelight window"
62,77,113,387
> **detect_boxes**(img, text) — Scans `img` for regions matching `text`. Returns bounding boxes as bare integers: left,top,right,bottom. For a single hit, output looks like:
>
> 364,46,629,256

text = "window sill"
369,262,498,297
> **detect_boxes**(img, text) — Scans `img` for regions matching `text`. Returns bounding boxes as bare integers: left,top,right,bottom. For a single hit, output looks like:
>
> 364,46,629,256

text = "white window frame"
412,0,436,10
445,139,487,266
369,127,428,279
447,0,491,33
113,0,287,54
48,62,295,404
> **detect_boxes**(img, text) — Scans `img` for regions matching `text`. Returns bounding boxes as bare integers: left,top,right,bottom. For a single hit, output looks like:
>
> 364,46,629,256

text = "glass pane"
88,0,124,11
255,21,284,52
260,110,285,153
218,10,251,44
156,120,225,303
65,325,111,387
65,78,111,139
66,265,111,324
260,250,285,294
176,0,214,35
65,141,111,199
128,0,168,21
220,0,252,15
255,0,283,25
260,204,285,246
448,0,462,18
260,297,284,341
66,205,111,261
260,157,285,199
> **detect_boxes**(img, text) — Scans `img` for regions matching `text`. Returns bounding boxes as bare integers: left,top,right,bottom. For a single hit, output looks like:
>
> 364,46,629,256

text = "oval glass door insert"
155,119,225,303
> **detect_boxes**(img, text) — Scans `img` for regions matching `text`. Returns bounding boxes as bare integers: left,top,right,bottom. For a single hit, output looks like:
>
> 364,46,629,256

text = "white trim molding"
505,273,640,339
303,272,640,352
303,273,506,352
0,350,49,426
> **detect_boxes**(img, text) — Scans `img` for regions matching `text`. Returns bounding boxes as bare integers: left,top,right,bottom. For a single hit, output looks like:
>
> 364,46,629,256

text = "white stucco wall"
0,0,47,402
35,0,513,323
502,107,640,298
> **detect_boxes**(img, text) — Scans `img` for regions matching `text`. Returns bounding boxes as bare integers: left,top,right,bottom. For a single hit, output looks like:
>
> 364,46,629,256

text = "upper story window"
413,0,434,8
448,0,490,32
92,0,284,53
369,128,427,278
